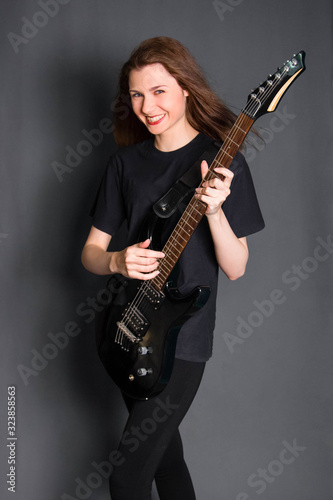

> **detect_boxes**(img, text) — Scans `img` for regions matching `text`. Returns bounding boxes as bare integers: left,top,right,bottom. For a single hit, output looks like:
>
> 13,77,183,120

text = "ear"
183,89,189,97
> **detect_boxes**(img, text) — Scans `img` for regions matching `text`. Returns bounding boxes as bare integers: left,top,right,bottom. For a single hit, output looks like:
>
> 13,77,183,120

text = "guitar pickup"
141,284,165,307
121,306,150,337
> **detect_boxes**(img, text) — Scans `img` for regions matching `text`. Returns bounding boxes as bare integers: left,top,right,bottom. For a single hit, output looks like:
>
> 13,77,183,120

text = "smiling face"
128,63,191,145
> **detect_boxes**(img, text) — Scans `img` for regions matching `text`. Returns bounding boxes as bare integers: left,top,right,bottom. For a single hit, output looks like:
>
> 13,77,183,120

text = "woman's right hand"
110,239,165,280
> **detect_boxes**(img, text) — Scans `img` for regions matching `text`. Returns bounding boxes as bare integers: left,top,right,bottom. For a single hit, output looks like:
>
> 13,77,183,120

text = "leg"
154,429,196,500
109,359,205,500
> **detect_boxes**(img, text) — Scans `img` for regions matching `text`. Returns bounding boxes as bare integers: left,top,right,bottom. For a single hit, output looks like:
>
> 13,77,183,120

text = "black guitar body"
97,275,210,400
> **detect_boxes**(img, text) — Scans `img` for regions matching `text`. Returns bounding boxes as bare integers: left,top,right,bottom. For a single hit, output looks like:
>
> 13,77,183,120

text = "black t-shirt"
91,133,265,361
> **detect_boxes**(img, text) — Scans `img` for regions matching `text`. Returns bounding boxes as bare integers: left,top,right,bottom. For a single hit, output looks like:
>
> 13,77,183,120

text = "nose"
141,95,155,116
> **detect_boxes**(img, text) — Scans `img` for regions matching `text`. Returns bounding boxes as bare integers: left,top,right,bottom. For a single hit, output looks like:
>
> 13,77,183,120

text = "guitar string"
117,67,289,345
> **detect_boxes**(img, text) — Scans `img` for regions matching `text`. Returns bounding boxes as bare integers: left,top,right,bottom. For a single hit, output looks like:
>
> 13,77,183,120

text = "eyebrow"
129,85,168,93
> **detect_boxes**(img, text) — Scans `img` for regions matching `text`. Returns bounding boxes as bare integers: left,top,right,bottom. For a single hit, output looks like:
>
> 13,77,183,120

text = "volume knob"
138,346,153,355
137,368,153,377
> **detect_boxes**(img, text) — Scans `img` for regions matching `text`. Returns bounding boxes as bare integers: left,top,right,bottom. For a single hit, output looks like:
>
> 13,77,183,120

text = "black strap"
153,141,221,219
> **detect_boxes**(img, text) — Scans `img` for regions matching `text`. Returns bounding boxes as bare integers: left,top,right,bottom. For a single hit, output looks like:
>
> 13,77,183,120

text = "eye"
155,89,165,95
130,92,143,99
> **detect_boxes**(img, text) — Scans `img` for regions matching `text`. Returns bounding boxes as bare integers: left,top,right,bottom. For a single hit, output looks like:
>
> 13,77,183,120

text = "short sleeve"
90,155,126,235
222,152,265,238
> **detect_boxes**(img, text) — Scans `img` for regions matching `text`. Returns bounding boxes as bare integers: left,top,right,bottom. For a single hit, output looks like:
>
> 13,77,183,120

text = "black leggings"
109,358,206,500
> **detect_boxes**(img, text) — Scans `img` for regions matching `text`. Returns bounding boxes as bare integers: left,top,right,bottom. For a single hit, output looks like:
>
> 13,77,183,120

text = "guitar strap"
153,141,221,219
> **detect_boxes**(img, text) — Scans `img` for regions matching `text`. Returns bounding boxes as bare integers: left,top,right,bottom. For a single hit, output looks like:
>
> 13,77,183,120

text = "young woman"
81,37,264,500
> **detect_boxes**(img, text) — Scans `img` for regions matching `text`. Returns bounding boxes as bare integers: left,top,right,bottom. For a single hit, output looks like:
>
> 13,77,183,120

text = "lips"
146,114,166,125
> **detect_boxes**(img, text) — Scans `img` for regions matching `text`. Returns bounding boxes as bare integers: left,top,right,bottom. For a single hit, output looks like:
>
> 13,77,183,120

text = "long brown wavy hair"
113,37,237,148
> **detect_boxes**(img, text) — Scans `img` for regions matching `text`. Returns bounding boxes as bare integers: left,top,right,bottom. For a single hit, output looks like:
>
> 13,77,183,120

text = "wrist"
206,208,223,223
109,252,118,274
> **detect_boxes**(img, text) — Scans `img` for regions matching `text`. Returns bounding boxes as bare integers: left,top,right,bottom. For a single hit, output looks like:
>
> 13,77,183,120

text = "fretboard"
152,112,254,292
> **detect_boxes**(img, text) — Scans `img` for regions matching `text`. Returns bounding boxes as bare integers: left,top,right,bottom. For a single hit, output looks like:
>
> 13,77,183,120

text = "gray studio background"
1,1,332,499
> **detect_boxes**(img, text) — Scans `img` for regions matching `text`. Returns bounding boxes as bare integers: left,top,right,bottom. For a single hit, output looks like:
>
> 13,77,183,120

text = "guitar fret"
180,227,192,238
226,137,240,148
205,169,219,180
167,238,184,256
163,249,181,267
158,269,169,281
170,230,187,246
160,262,175,277
172,222,195,240
166,244,179,260
153,276,163,290
214,158,225,167
191,206,205,217
168,233,183,248
186,211,199,224
234,123,246,133
180,219,195,230
157,263,170,276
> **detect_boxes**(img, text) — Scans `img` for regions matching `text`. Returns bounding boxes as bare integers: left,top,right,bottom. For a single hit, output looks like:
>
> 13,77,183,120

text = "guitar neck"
150,49,306,291
152,113,254,291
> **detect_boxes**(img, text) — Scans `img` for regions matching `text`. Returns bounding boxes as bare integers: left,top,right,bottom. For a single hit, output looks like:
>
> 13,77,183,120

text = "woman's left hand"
195,160,234,216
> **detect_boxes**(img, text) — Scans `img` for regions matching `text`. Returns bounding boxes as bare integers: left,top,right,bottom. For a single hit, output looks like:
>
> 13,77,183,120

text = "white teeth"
147,114,165,123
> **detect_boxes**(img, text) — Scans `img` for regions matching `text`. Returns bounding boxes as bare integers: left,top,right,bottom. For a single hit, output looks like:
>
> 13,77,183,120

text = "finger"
196,184,224,197
134,240,165,259
200,160,209,180
131,269,161,281
128,260,160,273
214,167,233,177
201,177,224,191
198,192,224,206
137,238,151,249
214,167,234,185
124,254,161,269
195,185,231,207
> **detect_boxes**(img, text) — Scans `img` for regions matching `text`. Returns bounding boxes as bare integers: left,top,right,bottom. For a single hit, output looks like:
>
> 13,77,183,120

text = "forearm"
81,244,114,275
206,209,249,280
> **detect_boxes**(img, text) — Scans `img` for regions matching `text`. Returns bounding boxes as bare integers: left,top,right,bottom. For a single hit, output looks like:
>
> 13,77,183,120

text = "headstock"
244,51,306,120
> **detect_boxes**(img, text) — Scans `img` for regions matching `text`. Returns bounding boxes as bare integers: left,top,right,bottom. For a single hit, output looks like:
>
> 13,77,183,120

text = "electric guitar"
97,51,306,399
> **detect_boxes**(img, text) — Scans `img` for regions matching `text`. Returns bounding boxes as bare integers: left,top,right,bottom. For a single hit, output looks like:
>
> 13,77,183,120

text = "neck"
154,123,199,152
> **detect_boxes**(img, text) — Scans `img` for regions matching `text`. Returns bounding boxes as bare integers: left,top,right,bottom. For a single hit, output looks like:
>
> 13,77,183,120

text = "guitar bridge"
116,321,140,344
